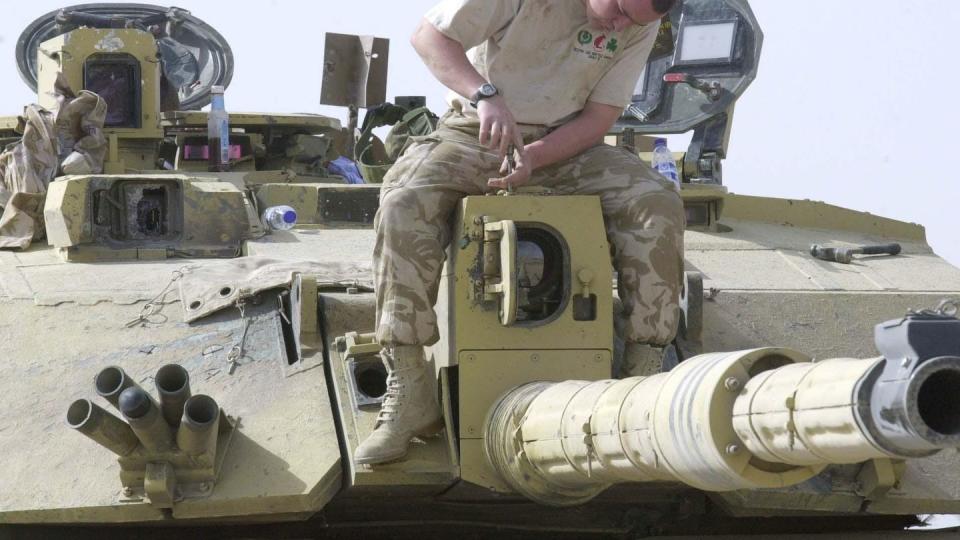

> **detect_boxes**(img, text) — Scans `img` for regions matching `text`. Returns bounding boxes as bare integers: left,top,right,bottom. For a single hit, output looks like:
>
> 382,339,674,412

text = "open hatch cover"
616,0,762,134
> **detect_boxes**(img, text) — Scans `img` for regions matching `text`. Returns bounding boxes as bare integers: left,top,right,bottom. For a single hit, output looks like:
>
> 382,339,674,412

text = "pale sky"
0,0,957,267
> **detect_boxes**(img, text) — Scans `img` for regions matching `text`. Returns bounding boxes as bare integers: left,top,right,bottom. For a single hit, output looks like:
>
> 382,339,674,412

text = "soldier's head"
584,0,676,31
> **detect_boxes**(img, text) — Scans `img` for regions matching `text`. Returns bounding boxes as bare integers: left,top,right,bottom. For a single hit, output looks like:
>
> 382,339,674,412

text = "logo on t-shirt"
574,29,619,61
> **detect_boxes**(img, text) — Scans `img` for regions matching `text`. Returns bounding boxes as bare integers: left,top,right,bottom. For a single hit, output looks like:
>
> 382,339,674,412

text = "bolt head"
724,377,742,392
726,443,741,455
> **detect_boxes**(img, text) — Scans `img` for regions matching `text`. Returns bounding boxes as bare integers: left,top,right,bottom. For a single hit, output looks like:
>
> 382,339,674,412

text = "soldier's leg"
374,118,501,347
534,144,685,351
360,114,500,464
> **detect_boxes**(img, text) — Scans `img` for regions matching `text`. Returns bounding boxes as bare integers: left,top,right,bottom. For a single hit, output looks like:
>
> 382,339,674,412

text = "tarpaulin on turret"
0,80,106,249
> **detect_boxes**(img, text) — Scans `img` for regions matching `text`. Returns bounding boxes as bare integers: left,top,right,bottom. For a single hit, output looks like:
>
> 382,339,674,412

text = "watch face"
480,83,497,97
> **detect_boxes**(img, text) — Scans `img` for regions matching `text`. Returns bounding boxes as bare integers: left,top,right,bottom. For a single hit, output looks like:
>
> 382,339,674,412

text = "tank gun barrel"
485,312,960,506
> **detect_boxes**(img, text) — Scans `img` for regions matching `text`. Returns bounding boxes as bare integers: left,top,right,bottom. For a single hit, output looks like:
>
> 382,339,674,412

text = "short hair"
652,0,677,14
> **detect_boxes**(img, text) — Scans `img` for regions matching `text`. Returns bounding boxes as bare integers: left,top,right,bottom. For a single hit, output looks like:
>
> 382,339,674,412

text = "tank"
1,2,959,539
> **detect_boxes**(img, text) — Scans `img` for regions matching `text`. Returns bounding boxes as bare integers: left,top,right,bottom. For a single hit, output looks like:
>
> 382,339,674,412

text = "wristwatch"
470,82,499,107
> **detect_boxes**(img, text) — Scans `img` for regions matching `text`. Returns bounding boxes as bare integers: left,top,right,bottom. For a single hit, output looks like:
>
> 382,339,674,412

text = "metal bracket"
482,219,518,326
282,273,323,372
116,411,237,507
144,461,176,508
683,112,732,185
320,33,389,109
320,33,389,158
677,272,704,357
855,458,905,500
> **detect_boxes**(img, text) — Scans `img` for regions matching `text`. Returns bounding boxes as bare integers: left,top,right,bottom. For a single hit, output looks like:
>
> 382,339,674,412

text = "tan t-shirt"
425,0,657,127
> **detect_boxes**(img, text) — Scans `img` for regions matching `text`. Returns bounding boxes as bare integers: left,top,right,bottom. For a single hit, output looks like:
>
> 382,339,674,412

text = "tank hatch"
613,0,762,185
618,0,762,134
16,3,233,110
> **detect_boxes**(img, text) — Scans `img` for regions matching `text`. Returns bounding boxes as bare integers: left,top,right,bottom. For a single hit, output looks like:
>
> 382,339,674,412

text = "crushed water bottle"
651,137,681,189
261,205,298,231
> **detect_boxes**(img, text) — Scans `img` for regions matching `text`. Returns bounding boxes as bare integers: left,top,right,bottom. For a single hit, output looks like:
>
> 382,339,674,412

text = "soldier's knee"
378,189,425,227
384,187,456,220
619,188,684,228
659,188,685,225
377,187,457,247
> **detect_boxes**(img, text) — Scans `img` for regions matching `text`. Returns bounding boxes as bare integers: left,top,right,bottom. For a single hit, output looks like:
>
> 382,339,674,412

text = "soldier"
356,0,684,464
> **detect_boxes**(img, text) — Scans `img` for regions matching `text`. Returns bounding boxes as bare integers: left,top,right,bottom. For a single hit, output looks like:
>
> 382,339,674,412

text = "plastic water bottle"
207,86,230,172
652,138,680,189
261,205,298,231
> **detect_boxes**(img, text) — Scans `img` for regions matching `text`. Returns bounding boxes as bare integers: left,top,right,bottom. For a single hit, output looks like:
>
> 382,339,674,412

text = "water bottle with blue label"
651,138,680,189
261,205,298,231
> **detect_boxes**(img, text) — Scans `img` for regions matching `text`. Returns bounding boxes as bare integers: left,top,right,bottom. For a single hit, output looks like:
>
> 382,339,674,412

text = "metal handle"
810,243,902,264
483,219,518,326
663,72,723,101
860,243,901,256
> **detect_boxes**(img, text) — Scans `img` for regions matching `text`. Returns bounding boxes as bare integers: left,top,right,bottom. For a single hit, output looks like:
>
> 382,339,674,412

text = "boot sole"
355,421,445,466
355,446,408,465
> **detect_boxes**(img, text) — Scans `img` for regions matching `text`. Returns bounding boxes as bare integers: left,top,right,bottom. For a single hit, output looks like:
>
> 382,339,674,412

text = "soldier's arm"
411,19,522,158
488,101,622,189
410,19,487,103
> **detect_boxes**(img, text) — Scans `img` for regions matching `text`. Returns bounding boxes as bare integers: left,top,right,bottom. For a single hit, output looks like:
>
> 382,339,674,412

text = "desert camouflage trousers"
374,111,685,347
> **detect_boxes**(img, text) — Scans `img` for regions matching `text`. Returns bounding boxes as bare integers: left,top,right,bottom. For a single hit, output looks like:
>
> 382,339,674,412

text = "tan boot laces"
373,366,416,426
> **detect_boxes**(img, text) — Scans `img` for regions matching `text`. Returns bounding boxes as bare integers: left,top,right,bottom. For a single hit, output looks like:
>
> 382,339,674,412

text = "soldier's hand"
487,145,532,190
477,96,521,159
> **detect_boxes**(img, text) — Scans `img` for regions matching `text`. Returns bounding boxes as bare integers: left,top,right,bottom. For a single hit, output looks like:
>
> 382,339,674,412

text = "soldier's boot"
619,342,680,377
354,345,443,465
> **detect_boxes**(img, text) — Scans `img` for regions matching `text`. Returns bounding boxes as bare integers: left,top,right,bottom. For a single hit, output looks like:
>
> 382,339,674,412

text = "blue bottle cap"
654,137,668,147
282,210,297,224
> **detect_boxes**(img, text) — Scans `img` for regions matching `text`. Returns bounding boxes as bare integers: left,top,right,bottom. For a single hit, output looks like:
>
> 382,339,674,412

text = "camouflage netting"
0,80,106,249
